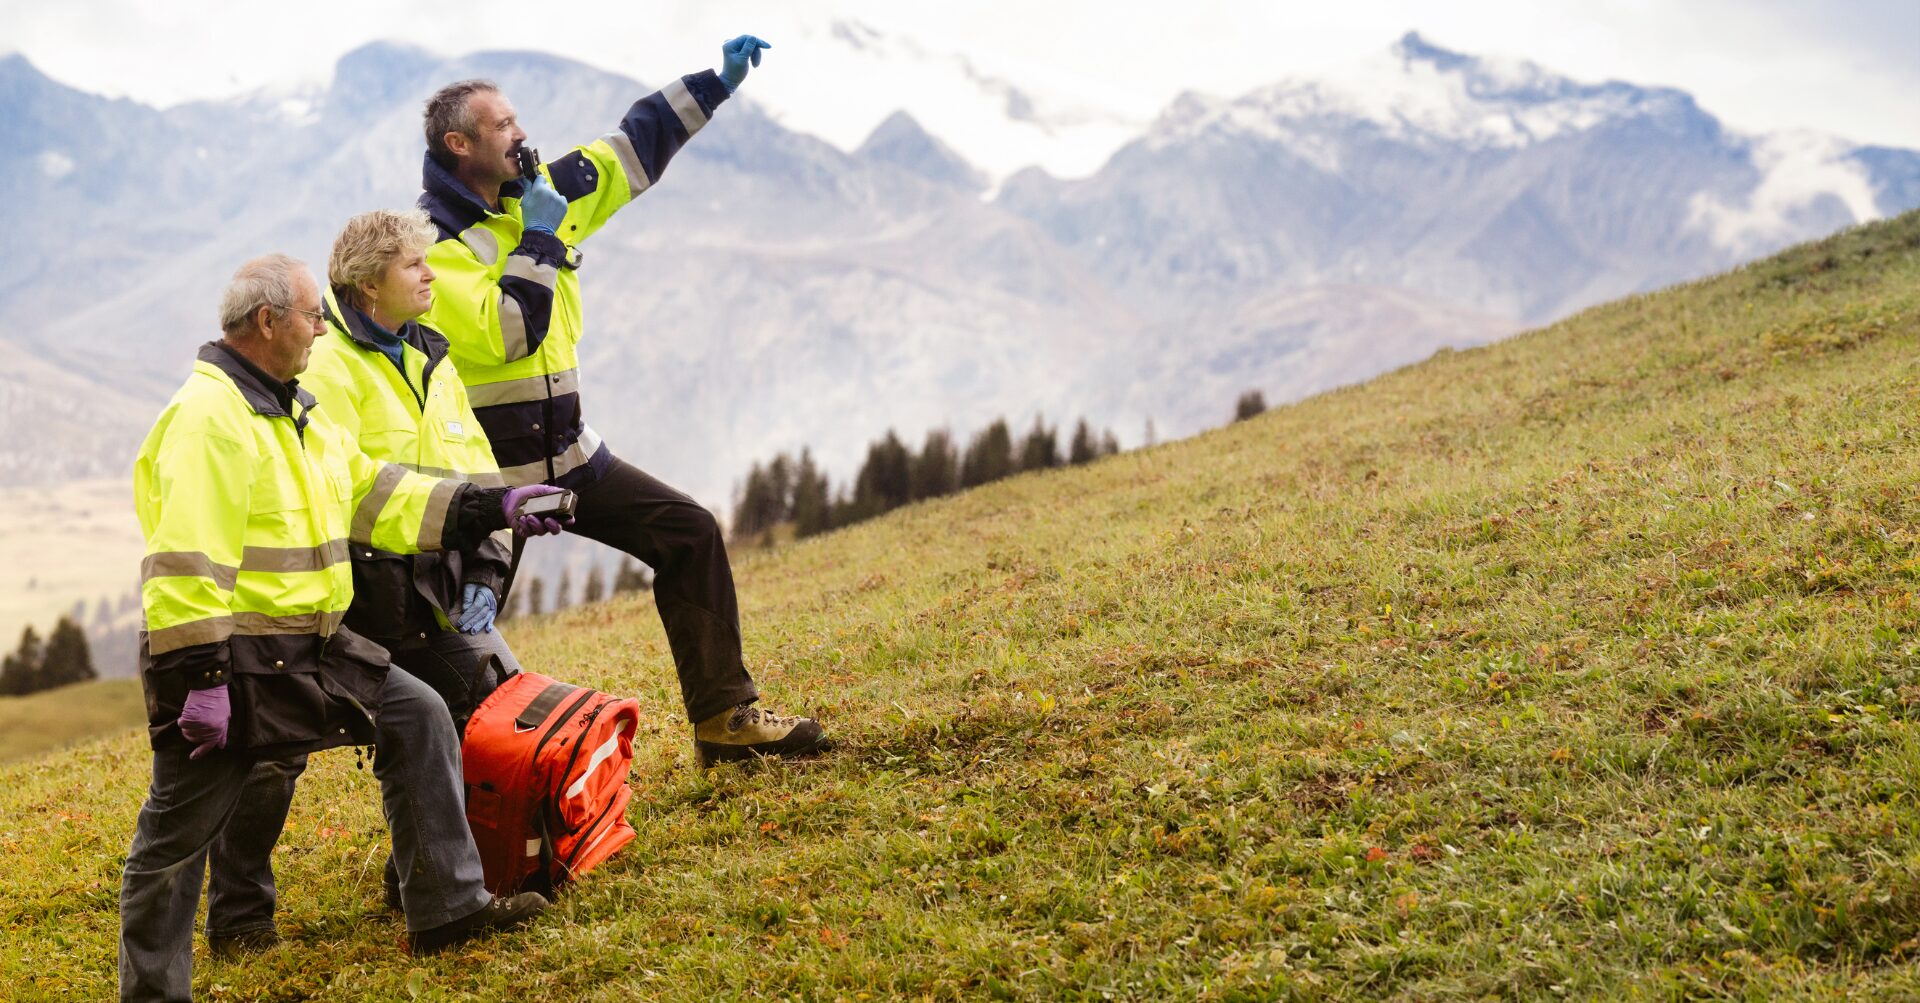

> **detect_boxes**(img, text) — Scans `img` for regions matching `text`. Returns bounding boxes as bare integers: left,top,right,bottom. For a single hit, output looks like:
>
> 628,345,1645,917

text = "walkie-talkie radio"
513,145,542,181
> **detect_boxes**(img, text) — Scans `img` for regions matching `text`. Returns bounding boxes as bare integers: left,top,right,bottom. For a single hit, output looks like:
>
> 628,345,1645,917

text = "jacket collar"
420,152,524,240
199,342,317,429
322,289,452,367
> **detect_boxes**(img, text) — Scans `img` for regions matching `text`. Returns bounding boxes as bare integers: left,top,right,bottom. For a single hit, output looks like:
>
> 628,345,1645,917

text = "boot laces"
731,704,797,730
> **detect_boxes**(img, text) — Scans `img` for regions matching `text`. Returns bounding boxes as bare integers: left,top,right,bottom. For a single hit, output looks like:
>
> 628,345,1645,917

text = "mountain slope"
5,212,1919,998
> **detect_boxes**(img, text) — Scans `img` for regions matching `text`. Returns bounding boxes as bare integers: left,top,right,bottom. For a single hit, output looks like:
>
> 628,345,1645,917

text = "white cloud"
1687,132,1883,255
36,150,74,179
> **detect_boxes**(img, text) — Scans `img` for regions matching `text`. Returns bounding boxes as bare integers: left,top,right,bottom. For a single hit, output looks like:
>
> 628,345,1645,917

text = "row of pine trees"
733,415,1123,544
0,617,94,696
3,390,1278,678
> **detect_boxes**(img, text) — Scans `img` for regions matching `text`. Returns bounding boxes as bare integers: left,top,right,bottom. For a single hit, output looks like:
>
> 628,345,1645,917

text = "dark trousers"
204,629,519,941
513,454,757,723
119,667,491,1003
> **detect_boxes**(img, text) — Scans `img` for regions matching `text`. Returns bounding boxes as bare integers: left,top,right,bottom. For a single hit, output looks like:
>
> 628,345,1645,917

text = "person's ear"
445,131,471,158
253,304,277,338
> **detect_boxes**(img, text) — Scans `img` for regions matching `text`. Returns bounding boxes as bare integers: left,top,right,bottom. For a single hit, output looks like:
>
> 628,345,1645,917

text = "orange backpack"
461,672,640,895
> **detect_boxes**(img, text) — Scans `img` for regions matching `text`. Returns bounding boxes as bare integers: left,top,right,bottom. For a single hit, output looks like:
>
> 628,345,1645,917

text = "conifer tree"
960,418,1015,487
1234,390,1268,422
1068,419,1098,465
583,566,607,604
1101,429,1122,456
732,461,772,542
852,430,912,516
614,557,653,593
556,569,574,611
0,626,45,696
1019,415,1061,471
41,616,94,689
791,449,833,539
765,453,794,523
526,577,546,617
500,584,525,621
911,428,959,500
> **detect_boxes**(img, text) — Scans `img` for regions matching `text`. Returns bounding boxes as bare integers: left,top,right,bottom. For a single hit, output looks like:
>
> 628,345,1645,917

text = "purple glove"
179,685,231,759
502,484,571,537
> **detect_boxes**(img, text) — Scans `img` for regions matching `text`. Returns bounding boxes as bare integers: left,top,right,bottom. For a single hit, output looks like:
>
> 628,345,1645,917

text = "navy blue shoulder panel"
547,149,597,202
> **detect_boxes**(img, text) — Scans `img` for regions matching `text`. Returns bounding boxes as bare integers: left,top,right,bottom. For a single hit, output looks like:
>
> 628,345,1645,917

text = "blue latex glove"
519,175,568,235
457,582,498,634
718,35,771,92
502,484,572,537
179,685,231,760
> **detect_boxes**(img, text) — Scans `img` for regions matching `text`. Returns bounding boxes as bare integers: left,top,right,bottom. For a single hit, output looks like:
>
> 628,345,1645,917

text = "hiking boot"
207,928,279,958
384,875,403,913
408,892,549,955
693,702,828,767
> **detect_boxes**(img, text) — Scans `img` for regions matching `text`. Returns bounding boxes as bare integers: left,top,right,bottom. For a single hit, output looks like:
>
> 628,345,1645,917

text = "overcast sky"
5,0,1916,166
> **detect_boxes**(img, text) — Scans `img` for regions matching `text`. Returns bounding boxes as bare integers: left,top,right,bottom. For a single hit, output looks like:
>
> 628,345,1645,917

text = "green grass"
0,677,144,763
7,213,1920,1000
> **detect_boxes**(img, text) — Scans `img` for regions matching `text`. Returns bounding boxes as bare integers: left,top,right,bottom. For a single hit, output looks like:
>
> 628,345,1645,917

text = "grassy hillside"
0,677,144,763
5,213,1920,1000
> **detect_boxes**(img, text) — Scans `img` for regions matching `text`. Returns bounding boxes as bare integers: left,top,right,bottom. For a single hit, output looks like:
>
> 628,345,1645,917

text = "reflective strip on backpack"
564,718,632,799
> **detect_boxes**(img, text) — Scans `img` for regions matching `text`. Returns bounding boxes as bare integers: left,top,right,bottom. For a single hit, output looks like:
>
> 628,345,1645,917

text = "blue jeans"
203,628,518,942
118,665,492,1003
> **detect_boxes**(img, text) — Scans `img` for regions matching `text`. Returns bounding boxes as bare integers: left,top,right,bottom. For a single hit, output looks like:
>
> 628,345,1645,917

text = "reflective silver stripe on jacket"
460,226,500,267
141,540,349,590
395,462,505,489
499,290,531,362
498,425,604,486
663,78,708,135
503,254,559,289
350,463,409,544
141,552,239,592
465,368,580,408
601,130,652,199
240,539,350,574
145,608,348,654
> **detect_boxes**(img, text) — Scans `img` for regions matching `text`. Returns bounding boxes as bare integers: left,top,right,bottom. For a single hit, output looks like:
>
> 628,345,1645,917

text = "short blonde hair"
329,209,438,309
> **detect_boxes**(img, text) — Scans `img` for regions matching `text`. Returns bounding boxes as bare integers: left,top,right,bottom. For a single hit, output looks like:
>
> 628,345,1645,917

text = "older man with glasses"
120,254,566,1002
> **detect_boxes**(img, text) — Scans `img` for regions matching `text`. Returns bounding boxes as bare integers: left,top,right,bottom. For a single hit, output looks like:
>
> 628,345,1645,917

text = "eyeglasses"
279,305,327,326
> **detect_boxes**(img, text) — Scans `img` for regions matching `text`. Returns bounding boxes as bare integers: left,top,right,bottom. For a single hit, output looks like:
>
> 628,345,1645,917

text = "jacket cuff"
513,228,568,267
153,639,231,689
444,483,512,550
687,69,731,113
463,561,506,597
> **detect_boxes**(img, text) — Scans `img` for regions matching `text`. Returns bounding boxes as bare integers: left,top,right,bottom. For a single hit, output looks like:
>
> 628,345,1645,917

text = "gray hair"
424,79,500,163
218,254,309,335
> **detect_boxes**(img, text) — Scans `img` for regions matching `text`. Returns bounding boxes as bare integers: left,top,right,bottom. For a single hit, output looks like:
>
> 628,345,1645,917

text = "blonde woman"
203,211,549,957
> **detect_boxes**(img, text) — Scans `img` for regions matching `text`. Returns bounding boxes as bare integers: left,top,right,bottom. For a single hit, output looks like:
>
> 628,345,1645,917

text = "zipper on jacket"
390,350,426,411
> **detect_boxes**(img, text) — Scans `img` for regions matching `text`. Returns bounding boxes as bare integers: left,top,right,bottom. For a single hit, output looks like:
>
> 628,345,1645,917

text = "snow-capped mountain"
0,31,1915,516
997,32,1918,325
763,18,1150,186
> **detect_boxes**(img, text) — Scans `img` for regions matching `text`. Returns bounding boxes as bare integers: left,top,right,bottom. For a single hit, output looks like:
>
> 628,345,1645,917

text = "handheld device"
513,146,542,182
515,489,576,521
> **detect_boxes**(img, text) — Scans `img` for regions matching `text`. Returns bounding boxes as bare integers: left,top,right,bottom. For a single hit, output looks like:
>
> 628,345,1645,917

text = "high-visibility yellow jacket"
418,69,732,489
300,292,513,640
135,342,472,753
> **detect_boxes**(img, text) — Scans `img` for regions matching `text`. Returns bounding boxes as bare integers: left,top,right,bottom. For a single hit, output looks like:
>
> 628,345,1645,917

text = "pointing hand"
718,35,771,92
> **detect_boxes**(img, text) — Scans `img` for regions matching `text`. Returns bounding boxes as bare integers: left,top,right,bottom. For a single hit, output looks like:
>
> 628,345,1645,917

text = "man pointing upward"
416,35,826,765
